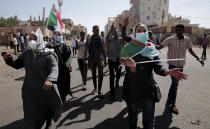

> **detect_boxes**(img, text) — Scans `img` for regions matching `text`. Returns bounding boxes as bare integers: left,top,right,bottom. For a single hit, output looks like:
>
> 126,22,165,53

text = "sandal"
169,104,179,114
98,92,104,99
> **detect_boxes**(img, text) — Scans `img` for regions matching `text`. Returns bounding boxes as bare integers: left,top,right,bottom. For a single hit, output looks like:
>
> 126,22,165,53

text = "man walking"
200,33,209,60
49,30,72,102
106,24,123,99
77,32,88,91
72,37,78,56
84,25,106,98
156,24,204,114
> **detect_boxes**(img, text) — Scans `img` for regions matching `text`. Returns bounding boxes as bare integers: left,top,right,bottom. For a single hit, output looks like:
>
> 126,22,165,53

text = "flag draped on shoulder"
46,4,63,31
120,40,152,58
120,23,159,59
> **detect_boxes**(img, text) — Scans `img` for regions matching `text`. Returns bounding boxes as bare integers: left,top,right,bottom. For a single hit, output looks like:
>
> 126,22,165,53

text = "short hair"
176,24,185,29
80,31,85,35
93,25,99,30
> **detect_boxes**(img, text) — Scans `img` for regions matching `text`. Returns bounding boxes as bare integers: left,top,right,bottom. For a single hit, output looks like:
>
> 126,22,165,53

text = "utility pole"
58,0,63,19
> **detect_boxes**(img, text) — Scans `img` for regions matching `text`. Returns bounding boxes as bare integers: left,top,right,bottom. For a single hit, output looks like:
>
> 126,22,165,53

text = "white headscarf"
30,28,54,54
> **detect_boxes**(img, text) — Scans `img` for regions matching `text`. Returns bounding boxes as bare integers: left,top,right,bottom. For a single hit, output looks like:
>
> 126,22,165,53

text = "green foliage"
70,29,81,37
168,13,190,22
0,16,19,27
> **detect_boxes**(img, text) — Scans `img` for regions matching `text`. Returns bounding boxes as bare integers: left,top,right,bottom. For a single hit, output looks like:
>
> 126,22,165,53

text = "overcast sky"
1,0,210,34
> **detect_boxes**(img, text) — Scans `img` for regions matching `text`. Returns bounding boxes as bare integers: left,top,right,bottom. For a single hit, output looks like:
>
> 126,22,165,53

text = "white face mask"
28,40,38,51
57,36,63,43
135,32,148,43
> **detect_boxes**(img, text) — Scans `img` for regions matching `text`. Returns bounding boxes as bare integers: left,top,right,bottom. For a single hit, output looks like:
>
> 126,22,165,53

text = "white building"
104,17,114,36
130,0,169,28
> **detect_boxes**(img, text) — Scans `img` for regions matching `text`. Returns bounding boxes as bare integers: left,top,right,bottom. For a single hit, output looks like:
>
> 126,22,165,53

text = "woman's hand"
120,57,136,72
43,81,53,90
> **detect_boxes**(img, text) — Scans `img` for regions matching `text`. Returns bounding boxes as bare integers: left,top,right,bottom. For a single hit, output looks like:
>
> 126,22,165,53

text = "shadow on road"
155,104,180,129
88,108,130,129
57,87,123,128
0,119,23,129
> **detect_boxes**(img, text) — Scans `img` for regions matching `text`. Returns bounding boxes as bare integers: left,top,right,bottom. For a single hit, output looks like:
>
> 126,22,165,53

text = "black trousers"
78,59,88,85
73,48,77,56
57,65,70,102
108,59,122,96
202,45,207,59
89,59,104,92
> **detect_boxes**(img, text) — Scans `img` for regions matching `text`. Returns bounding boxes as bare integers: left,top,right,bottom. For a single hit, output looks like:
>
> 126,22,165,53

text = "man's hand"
111,24,115,31
198,58,204,66
2,52,12,61
118,23,123,30
169,68,188,80
43,81,53,90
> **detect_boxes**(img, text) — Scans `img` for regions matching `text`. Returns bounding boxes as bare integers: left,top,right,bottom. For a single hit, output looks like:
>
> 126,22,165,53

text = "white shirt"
72,40,77,48
77,40,88,59
13,38,18,46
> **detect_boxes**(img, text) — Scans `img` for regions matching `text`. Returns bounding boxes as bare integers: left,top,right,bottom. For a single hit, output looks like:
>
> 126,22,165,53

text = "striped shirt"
161,35,193,67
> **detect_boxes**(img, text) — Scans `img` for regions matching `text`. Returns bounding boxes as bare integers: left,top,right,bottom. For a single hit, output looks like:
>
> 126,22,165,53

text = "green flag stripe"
47,4,58,27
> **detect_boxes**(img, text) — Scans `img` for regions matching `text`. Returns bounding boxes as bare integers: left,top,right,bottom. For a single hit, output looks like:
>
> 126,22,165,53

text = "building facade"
130,0,169,27
104,17,114,36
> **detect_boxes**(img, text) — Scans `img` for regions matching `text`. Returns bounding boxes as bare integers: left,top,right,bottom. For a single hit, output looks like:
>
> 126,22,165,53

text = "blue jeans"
126,100,155,129
168,64,183,105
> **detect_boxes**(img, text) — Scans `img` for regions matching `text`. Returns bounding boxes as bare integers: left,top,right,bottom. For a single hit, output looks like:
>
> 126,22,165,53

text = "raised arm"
3,52,24,69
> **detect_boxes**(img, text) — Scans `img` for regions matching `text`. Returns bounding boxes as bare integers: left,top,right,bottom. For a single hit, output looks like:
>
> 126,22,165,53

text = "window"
148,6,151,11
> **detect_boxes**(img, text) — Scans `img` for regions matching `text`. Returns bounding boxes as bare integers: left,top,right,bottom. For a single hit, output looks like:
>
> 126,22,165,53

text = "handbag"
151,83,162,102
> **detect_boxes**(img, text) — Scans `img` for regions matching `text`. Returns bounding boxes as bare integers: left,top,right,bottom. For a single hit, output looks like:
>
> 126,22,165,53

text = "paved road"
0,46,209,129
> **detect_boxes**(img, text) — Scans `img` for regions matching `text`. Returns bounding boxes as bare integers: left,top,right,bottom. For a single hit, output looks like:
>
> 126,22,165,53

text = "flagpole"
135,58,185,64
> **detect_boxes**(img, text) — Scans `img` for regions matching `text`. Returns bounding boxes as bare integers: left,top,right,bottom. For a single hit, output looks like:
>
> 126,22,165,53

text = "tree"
0,16,19,27
70,29,81,37
168,13,190,22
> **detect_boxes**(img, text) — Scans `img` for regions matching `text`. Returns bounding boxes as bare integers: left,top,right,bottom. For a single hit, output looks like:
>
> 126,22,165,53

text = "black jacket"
123,55,166,102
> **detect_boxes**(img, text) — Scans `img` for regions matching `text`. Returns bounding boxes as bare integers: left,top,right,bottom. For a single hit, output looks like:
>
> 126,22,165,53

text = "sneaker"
91,89,97,95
